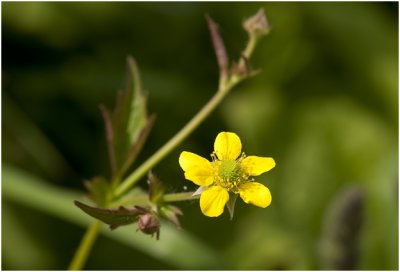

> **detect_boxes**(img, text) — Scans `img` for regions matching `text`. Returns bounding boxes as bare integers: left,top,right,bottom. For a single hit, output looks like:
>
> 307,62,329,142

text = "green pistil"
219,160,241,182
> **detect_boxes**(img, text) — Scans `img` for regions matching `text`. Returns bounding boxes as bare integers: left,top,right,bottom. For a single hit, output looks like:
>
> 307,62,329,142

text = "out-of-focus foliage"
2,2,397,270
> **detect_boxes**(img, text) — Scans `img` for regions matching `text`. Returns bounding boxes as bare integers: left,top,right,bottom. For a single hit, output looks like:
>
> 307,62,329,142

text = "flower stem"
68,220,102,270
114,79,240,198
243,34,258,59
163,192,199,202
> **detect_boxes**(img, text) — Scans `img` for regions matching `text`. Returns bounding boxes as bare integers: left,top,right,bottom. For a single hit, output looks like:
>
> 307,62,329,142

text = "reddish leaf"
75,201,144,230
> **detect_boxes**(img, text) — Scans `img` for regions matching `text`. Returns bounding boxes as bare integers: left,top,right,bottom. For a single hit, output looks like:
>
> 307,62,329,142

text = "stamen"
210,152,217,162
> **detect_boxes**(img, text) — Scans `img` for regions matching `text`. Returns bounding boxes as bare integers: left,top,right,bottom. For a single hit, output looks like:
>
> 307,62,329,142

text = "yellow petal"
200,186,229,217
179,151,214,186
214,132,242,160
238,182,271,208
241,156,276,176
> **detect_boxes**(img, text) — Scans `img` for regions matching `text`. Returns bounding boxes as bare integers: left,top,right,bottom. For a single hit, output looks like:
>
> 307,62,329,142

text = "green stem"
163,192,199,202
68,220,102,270
243,34,258,59
238,34,258,70
114,79,240,198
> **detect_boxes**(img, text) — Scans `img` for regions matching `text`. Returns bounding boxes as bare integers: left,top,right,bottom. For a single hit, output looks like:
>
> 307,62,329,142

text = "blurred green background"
2,2,398,270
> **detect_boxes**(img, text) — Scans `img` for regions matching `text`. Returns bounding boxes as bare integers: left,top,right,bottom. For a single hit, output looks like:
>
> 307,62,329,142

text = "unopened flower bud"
243,8,270,37
137,213,160,240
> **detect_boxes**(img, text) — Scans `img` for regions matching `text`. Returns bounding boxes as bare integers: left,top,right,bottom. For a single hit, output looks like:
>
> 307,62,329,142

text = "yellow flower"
179,132,276,217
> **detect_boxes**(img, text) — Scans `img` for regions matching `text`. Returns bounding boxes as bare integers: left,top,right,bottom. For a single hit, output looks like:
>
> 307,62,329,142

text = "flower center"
218,159,241,183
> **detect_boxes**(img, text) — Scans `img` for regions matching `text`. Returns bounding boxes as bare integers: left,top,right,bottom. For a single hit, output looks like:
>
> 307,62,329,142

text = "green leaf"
120,114,156,176
101,56,154,179
84,176,110,207
74,201,143,230
126,56,148,146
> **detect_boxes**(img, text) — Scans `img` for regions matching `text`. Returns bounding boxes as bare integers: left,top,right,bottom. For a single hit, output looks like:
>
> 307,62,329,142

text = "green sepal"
192,186,206,196
226,193,238,220
74,201,145,230
84,176,111,207
159,205,183,229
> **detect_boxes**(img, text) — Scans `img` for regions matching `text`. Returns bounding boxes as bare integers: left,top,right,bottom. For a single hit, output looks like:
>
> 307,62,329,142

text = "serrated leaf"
84,176,110,207
101,56,154,179
126,56,147,146
226,193,238,220
74,201,144,230
120,114,156,176
99,105,118,175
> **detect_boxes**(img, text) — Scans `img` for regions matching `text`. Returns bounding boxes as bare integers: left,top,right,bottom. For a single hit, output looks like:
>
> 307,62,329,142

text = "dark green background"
2,2,398,270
